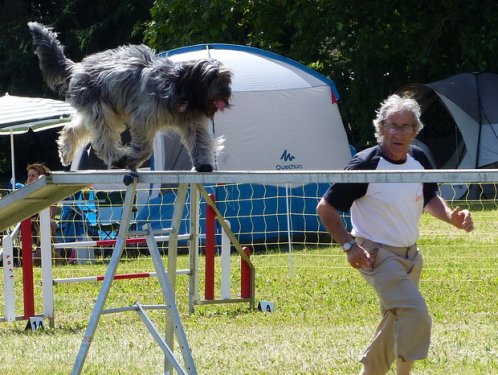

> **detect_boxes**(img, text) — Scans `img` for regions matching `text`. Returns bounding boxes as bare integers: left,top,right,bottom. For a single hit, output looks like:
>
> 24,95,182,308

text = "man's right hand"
347,244,374,270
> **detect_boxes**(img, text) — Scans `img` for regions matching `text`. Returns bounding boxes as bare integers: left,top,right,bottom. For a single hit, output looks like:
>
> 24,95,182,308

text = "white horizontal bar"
53,234,193,249
102,304,171,315
45,169,498,185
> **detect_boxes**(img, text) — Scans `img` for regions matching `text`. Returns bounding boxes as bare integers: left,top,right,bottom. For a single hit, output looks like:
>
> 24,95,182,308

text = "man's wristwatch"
342,239,356,252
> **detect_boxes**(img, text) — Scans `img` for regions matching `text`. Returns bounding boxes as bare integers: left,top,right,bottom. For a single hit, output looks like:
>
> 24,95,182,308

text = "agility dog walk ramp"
0,175,87,232
71,173,198,375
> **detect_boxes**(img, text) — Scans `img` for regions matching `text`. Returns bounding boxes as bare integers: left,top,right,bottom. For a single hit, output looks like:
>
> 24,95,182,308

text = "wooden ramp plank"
0,176,87,232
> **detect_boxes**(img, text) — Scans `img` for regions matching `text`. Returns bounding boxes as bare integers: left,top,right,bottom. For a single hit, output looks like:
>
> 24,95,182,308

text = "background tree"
0,0,153,96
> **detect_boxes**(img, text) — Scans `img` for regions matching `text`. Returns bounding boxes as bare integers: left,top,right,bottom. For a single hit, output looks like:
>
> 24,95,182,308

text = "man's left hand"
451,206,474,232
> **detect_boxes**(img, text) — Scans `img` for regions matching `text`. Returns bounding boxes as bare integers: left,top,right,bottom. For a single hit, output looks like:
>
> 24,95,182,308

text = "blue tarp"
134,183,351,246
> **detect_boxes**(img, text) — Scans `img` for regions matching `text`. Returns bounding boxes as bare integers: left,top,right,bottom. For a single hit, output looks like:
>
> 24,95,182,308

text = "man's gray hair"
373,94,424,143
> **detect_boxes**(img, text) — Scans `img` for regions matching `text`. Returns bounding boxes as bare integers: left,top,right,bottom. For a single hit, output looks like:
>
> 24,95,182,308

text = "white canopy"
0,94,74,134
0,93,75,187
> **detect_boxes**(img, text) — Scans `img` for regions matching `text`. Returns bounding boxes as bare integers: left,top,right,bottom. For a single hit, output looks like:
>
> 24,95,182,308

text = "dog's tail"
27,22,74,94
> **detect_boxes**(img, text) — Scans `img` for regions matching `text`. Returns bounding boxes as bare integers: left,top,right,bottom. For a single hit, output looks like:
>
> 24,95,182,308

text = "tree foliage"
0,0,153,97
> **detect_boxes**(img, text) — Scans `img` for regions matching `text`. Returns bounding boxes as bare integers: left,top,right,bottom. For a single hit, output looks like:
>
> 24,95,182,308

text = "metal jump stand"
71,172,256,374
72,173,196,375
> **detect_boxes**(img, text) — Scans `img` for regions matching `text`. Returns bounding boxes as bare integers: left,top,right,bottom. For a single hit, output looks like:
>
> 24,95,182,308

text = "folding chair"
92,191,137,239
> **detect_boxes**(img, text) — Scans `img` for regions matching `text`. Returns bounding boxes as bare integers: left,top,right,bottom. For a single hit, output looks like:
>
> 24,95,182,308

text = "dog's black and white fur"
28,22,232,171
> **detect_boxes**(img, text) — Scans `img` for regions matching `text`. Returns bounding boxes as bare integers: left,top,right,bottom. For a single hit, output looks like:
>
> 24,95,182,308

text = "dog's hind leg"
87,103,128,168
57,114,89,166
124,124,157,170
178,124,221,172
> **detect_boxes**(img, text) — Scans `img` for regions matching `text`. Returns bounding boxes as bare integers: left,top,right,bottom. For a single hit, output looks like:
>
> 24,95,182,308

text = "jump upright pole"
204,194,216,300
20,218,35,319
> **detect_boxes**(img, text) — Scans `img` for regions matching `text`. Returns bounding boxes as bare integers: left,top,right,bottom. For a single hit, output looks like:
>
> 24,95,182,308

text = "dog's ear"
186,59,224,85
169,59,231,115
169,60,202,112
201,60,222,82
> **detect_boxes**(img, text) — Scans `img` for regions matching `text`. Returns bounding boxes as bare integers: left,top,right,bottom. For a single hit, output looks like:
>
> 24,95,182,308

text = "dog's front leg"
180,125,217,172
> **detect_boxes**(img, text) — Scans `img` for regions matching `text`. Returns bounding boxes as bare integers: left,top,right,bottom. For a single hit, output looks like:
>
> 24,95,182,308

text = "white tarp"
69,45,353,244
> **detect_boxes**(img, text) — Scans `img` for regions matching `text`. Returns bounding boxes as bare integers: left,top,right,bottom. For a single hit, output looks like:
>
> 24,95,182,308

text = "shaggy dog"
28,22,232,171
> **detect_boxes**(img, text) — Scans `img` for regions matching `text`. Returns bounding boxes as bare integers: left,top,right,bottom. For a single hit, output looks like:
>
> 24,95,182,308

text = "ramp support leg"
72,176,197,375
72,174,138,374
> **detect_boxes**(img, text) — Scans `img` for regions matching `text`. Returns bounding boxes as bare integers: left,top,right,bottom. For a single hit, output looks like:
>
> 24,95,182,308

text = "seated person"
25,163,62,265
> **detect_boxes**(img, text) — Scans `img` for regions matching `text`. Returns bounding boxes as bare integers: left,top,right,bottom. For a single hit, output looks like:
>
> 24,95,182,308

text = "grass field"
0,205,497,374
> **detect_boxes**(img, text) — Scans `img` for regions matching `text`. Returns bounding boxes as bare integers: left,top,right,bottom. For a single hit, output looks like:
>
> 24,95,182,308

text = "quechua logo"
280,149,295,162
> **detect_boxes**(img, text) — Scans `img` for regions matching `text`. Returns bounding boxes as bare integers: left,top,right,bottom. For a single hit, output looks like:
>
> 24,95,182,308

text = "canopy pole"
474,72,483,169
10,130,16,190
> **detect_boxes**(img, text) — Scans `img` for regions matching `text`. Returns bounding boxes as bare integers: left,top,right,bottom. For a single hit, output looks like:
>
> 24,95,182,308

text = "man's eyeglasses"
383,122,416,134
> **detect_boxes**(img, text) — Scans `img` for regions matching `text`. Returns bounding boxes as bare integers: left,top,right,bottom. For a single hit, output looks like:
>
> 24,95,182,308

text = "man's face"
379,110,417,161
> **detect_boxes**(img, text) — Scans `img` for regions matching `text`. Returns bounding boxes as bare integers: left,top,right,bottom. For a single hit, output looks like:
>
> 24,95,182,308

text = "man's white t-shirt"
323,145,438,247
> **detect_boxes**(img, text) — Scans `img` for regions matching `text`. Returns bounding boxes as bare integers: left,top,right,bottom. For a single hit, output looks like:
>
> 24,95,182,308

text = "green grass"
0,209,497,374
